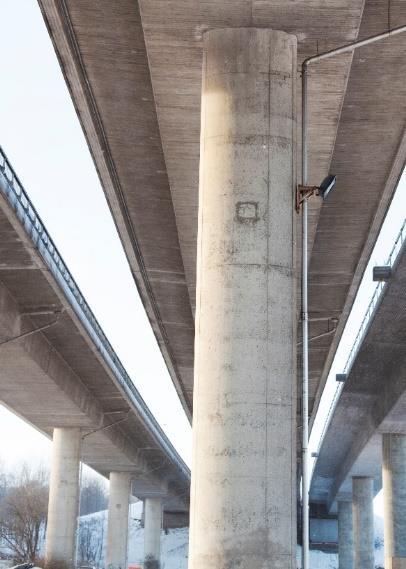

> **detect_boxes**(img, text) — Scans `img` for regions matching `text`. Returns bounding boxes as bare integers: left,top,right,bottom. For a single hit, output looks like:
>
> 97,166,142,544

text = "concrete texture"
352,477,374,569
338,501,354,569
382,434,406,564
37,0,406,434
189,28,296,568
106,472,132,569
45,428,81,567
144,497,162,568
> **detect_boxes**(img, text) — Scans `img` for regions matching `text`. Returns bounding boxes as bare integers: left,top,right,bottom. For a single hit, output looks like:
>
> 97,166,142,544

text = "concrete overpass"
310,220,406,568
21,0,406,566
0,147,189,569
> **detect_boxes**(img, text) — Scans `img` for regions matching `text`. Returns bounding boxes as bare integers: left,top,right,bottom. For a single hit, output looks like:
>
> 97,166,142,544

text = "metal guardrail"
315,214,406,455
0,146,190,481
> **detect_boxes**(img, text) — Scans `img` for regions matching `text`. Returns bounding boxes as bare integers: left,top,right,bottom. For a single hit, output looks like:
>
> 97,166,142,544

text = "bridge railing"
315,213,406,456
0,146,190,481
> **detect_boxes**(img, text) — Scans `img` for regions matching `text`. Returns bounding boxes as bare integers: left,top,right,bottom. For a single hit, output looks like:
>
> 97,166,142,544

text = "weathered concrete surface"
144,497,162,569
338,501,354,569
37,0,406,432
106,472,132,569
352,477,374,569
310,241,406,511
189,28,297,568
45,428,81,567
383,434,406,565
0,174,189,513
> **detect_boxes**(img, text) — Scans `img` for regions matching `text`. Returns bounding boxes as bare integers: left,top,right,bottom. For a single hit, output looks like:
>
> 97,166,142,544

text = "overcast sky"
0,0,405,517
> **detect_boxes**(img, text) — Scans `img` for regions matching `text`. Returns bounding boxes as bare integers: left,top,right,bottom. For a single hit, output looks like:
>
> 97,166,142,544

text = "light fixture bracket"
296,184,320,213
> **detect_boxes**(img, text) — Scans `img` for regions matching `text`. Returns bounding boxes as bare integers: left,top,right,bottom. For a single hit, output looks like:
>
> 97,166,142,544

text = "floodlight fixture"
373,266,392,282
336,374,347,383
318,175,337,200
296,174,337,212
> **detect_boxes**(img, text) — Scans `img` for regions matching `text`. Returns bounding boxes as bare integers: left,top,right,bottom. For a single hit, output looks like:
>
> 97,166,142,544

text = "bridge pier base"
383,433,406,569
189,27,297,569
45,427,82,568
105,472,132,569
144,497,162,569
338,500,354,569
352,477,374,569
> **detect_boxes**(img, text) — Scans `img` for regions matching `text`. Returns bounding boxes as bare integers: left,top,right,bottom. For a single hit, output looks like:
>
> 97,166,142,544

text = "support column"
190,28,297,569
338,500,354,569
144,497,162,569
105,472,132,569
352,477,374,569
382,434,406,569
45,427,81,568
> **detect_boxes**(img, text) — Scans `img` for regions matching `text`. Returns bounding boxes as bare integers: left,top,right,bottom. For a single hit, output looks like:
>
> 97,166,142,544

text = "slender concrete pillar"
190,28,297,569
45,427,81,568
352,477,374,569
144,497,162,569
382,434,406,569
105,472,132,569
338,500,354,569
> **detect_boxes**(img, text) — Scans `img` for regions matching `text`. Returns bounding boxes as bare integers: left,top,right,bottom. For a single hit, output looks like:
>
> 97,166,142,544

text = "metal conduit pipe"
301,23,406,569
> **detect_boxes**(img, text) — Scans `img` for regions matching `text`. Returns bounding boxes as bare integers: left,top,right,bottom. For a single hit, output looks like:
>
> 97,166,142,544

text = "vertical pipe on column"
189,28,297,569
144,497,162,569
382,433,406,567
45,427,82,568
338,501,354,569
352,477,374,569
105,472,132,569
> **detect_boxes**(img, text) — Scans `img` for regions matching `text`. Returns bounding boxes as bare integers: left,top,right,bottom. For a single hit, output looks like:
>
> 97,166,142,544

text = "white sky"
0,0,405,517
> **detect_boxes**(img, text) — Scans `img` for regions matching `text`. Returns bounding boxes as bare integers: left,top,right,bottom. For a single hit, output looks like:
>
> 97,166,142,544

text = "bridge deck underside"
38,0,406,435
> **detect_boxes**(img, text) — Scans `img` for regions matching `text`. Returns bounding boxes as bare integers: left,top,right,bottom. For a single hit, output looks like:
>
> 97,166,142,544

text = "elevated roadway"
0,147,190,565
38,0,406,424
311,220,406,511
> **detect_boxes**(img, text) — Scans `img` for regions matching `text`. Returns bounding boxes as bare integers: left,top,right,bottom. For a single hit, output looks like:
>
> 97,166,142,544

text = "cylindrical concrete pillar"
190,28,297,569
144,497,162,569
338,500,354,569
105,472,132,569
352,477,374,569
382,433,406,567
45,427,81,568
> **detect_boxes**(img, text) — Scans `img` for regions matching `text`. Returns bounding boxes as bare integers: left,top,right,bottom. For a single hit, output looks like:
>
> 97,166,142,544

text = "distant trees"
0,465,107,565
0,465,48,562
80,476,108,517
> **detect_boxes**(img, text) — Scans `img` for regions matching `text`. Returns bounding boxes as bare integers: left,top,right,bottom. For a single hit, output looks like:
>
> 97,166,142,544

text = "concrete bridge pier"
382,433,406,569
352,477,374,569
105,472,132,569
144,497,162,568
338,500,354,569
45,427,82,568
189,27,297,569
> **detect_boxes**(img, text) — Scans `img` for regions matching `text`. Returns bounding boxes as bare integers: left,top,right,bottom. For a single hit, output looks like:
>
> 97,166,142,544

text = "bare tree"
80,476,108,516
77,514,105,566
0,465,48,562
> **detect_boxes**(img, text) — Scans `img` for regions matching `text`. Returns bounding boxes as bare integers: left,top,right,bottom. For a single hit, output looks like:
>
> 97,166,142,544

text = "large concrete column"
382,434,406,569
144,497,162,569
352,477,374,569
338,500,354,569
45,427,81,568
190,28,297,569
105,472,132,569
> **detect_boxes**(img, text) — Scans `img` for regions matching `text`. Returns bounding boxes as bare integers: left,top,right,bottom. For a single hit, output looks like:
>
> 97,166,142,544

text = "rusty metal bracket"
296,184,320,213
